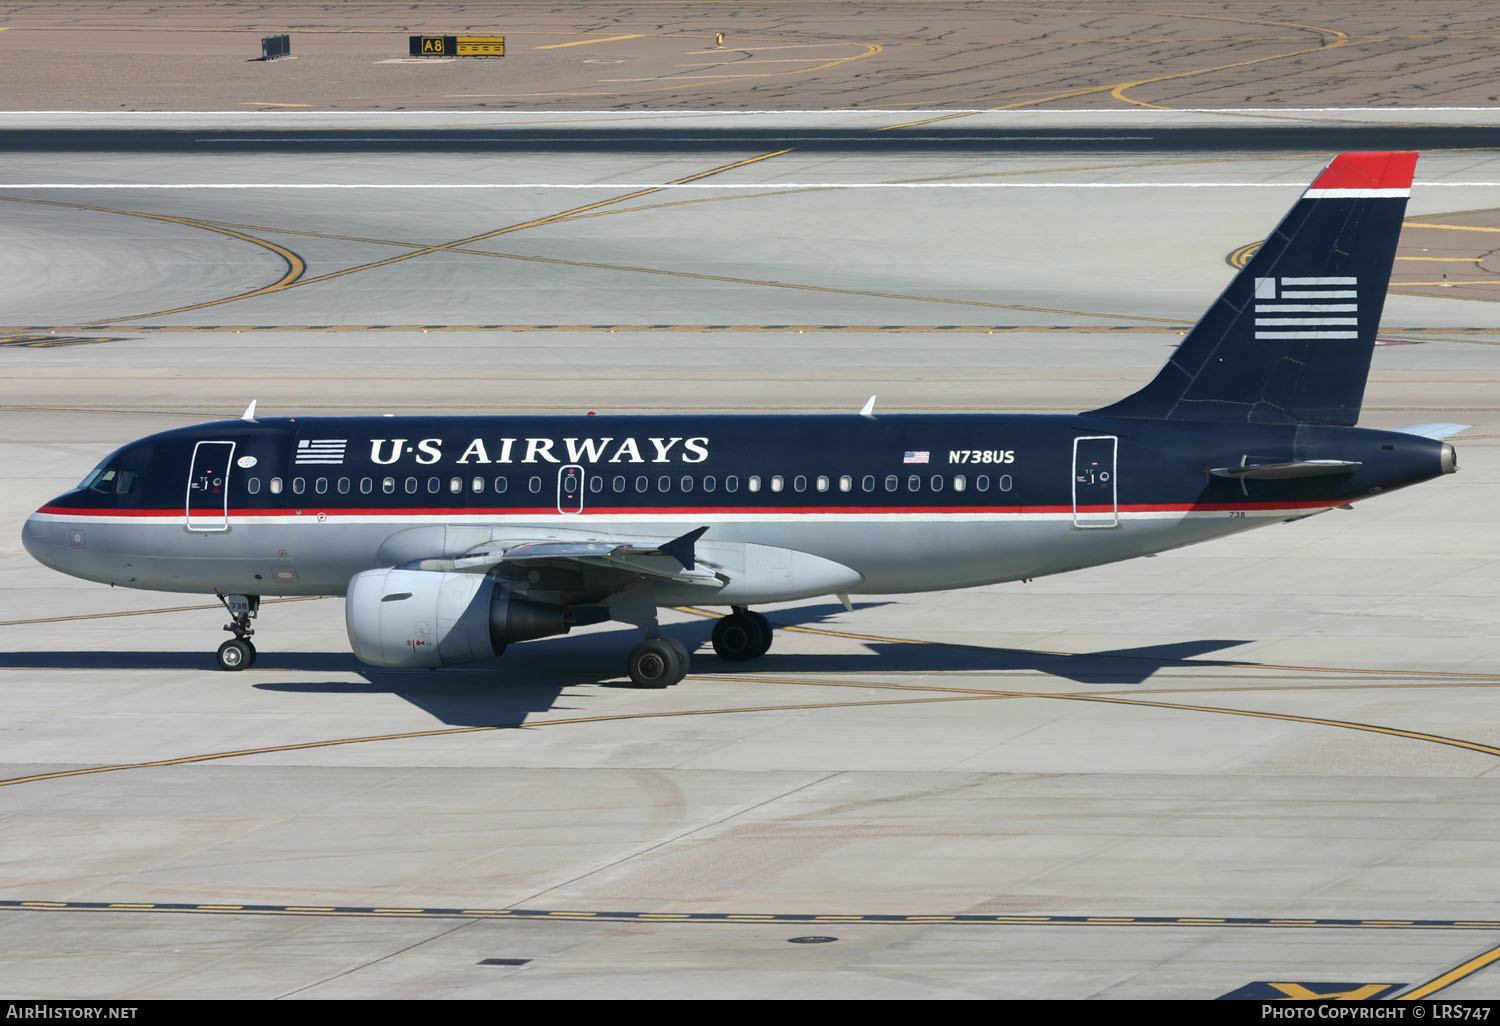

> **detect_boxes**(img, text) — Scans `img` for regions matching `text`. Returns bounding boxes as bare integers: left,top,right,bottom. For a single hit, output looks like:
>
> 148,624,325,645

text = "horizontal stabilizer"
1209,460,1361,480
1396,422,1470,440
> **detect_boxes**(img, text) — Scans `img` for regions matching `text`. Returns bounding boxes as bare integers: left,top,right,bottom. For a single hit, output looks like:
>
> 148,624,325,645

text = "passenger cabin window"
493,476,508,494
975,475,990,492
725,475,739,493
839,476,852,493
747,476,761,493
404,477,418,495
702,475,716,493
657,475,671,493
770,476,784,493
315,477,328,495
292,477,305,495
427,477,441,495
450,477,462,494
907,475,920,492
884,475,898,492
247,478,261,495
861,475,875,492
471,476,484,493
338,477,351,495
817,476,831,493
270,477,283,495
612,476,626,493
528,476,542,494
382,477,395,494
360,477,372,495
953,475,967,493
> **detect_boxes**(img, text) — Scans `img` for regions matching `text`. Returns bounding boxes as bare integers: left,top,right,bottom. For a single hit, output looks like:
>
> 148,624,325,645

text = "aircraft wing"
494,530,723,587
398,526,724,587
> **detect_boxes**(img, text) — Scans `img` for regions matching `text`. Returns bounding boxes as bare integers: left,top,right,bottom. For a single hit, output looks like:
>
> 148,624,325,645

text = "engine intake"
346,568,571,668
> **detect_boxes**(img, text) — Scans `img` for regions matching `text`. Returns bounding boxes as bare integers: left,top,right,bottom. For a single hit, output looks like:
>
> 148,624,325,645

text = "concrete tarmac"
3,1,1500,112
3,110,1500,999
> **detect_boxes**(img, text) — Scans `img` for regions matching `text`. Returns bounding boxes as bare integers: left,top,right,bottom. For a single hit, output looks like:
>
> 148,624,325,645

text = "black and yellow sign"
410,35,453,56
456,36,505,56
409,35,505,57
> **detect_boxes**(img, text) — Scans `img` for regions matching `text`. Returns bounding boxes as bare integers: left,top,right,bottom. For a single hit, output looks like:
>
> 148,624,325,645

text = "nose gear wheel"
213,591,261,671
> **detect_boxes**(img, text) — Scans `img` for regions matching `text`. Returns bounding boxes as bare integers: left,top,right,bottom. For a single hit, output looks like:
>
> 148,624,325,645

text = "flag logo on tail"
295,439,348,465
1254,277,1358,340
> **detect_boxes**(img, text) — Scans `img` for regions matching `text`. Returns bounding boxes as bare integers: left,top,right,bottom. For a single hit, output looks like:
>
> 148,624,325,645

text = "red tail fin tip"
1309,151,1417,195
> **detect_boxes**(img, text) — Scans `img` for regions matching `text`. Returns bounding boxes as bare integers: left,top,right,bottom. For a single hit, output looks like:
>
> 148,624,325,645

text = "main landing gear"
214,592,259,671
627,636,691,688
623,609,773,688
711,608,773,662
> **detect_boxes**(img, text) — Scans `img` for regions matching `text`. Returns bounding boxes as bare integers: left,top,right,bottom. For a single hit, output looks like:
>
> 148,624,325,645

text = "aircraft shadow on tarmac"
0,602,1251,727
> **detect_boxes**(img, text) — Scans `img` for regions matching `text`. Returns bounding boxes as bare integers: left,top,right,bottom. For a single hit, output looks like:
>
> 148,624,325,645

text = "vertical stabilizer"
1092,152,1417,426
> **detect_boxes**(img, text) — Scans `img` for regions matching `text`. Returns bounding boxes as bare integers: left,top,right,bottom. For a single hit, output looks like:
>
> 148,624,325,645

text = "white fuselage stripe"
29,507,1331,528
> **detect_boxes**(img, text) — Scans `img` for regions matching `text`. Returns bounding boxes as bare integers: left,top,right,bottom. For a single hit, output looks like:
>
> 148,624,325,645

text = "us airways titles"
366,436,712,467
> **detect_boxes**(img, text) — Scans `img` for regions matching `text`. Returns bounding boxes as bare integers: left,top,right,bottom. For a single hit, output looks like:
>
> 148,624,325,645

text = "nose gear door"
187,441,235,532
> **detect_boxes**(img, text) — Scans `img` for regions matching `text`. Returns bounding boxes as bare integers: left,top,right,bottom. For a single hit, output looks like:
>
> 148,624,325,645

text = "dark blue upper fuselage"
38,412,1452,518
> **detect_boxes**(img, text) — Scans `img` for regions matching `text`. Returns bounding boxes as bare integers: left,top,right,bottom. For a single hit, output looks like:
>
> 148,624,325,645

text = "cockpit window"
80,466,120,495
79,450,139,497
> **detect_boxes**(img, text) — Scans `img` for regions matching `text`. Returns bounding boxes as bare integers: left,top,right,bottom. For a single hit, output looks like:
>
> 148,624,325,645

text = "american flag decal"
295,439,347,465
903,450,930,465
1253,276,1358,340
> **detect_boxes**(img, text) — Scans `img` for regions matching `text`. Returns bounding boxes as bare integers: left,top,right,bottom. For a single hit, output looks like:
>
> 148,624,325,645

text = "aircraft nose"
21,508,76,573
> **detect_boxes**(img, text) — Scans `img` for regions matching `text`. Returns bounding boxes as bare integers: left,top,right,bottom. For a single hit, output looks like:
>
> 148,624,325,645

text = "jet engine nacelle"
346,568,571,668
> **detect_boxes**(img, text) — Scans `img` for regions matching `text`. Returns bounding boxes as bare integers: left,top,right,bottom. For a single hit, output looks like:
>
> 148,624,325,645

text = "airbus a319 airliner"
23,152,1460,687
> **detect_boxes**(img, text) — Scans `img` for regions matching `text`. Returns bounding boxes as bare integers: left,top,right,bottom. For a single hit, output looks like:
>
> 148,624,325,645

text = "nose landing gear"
214,591,259,671
217,637,254,670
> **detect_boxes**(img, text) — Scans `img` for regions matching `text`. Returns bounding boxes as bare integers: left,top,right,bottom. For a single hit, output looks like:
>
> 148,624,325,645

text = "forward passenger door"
186,440,235,532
